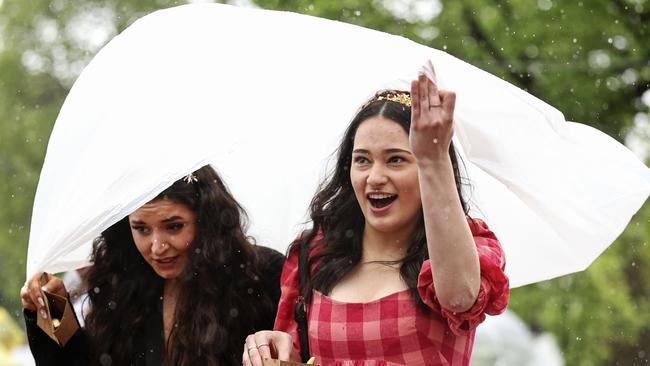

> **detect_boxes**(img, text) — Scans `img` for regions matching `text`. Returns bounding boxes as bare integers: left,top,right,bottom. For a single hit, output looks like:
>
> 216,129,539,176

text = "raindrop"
588,50,611,69
576,336,582,341
93,287,100,294
433,138,438,144
107,301,117,310
354,10,361,16
99,353,112,365
537,0,552,11
230,308,239,317
247,288,254,294
194,248,201,254
345,229,354,238
572,38,577,43
612,35,628,50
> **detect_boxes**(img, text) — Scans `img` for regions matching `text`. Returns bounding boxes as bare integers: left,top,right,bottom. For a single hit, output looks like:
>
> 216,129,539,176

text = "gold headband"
362,90,411,109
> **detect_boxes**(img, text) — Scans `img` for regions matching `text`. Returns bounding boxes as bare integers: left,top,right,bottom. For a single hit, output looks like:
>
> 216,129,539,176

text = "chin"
366,219,400,233
156,271,180,280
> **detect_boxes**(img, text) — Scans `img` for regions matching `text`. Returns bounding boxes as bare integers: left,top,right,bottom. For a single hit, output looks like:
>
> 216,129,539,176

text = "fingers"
411,80,421,122
439,90,456,119
244,334,265,366
242,340,252,366
20,284,36,312
25,273,48,318
270,332,295,361
418,74,429,109
22,272,68,318
42,277,67,297
427,75,441,106
243,331,297,366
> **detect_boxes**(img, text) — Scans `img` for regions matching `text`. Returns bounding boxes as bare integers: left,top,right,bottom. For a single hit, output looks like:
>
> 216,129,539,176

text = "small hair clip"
183,173,198,184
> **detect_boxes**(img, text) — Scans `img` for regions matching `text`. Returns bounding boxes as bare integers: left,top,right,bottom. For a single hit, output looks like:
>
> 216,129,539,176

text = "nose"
367,163,388,187
151,231,169,256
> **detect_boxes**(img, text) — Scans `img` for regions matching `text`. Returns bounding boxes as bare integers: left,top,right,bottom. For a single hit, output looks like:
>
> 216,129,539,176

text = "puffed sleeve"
417,218,509,335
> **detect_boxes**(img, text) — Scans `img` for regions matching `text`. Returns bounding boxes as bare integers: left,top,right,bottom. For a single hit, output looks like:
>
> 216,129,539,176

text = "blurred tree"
0,0,648,365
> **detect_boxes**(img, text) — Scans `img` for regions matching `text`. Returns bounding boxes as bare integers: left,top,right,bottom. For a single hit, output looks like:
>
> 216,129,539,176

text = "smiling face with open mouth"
129,199,197,280
350,116,422,236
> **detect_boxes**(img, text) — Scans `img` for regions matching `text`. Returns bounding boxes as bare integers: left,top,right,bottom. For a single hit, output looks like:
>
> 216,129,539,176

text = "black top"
25,245,284,366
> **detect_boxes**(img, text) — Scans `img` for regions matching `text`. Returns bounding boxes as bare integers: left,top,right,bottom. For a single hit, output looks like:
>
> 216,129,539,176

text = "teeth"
368,193,395,199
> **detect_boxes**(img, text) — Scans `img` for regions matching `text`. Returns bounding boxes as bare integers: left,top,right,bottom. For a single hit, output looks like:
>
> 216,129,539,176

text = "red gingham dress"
274,219,509,366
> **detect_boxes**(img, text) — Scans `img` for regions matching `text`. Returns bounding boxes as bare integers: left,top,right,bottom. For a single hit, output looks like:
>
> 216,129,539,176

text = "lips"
153,256,179,267
367,193,398,209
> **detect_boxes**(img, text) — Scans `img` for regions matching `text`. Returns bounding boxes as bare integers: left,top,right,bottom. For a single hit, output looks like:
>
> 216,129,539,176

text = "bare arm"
410,74,480,313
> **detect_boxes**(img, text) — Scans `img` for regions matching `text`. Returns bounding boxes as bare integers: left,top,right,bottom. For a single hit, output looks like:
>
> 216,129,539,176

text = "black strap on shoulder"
294,234,311,363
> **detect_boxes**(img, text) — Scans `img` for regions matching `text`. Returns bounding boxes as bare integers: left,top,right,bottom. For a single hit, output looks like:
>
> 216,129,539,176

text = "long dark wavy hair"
84,165,275,365
295,91,470,309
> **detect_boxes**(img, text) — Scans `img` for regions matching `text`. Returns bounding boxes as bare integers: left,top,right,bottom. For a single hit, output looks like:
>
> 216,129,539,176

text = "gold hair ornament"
362,90,411,109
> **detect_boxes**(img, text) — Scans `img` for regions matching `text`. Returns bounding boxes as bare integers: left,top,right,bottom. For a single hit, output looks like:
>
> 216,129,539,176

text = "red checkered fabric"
274,219,509,366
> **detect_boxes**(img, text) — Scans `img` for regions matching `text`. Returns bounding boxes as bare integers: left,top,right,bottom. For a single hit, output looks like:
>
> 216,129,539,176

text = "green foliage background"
0,0,648,364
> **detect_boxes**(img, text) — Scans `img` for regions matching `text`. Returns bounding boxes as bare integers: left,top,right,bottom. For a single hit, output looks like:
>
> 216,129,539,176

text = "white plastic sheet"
26,4,650,287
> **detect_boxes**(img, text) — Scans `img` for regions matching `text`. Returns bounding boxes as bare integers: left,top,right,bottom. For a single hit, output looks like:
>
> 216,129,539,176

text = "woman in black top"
21,165,284,366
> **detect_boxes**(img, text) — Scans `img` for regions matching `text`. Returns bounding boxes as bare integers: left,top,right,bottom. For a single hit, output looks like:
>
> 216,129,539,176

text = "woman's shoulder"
253,245,285,279
252,245,285,305
254,245,285,264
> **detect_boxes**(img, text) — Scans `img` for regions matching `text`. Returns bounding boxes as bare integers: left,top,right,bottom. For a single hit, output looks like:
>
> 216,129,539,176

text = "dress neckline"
313,288,411,306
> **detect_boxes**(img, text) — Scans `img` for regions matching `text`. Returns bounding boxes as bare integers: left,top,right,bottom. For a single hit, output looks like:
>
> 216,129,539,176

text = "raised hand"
409,73,456,164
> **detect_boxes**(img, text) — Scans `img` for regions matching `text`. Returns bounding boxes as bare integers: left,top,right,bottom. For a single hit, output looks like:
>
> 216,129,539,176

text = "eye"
353,155,370,165
130,226,149,235
388,155,405,164
167,223,185,232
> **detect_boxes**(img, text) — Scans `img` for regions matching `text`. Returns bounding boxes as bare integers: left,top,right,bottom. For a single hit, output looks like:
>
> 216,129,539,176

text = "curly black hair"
84,165,275,365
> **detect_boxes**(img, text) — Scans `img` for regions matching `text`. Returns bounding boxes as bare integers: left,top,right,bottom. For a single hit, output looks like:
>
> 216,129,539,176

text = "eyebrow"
352,148,413,155
129,216,184,225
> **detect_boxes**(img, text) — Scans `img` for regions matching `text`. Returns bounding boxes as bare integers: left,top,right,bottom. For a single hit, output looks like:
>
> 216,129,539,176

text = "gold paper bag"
35,275,79,346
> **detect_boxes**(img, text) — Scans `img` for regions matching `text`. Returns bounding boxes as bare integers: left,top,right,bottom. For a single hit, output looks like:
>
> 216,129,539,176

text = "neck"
361,224,412,262
164,278,181,299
